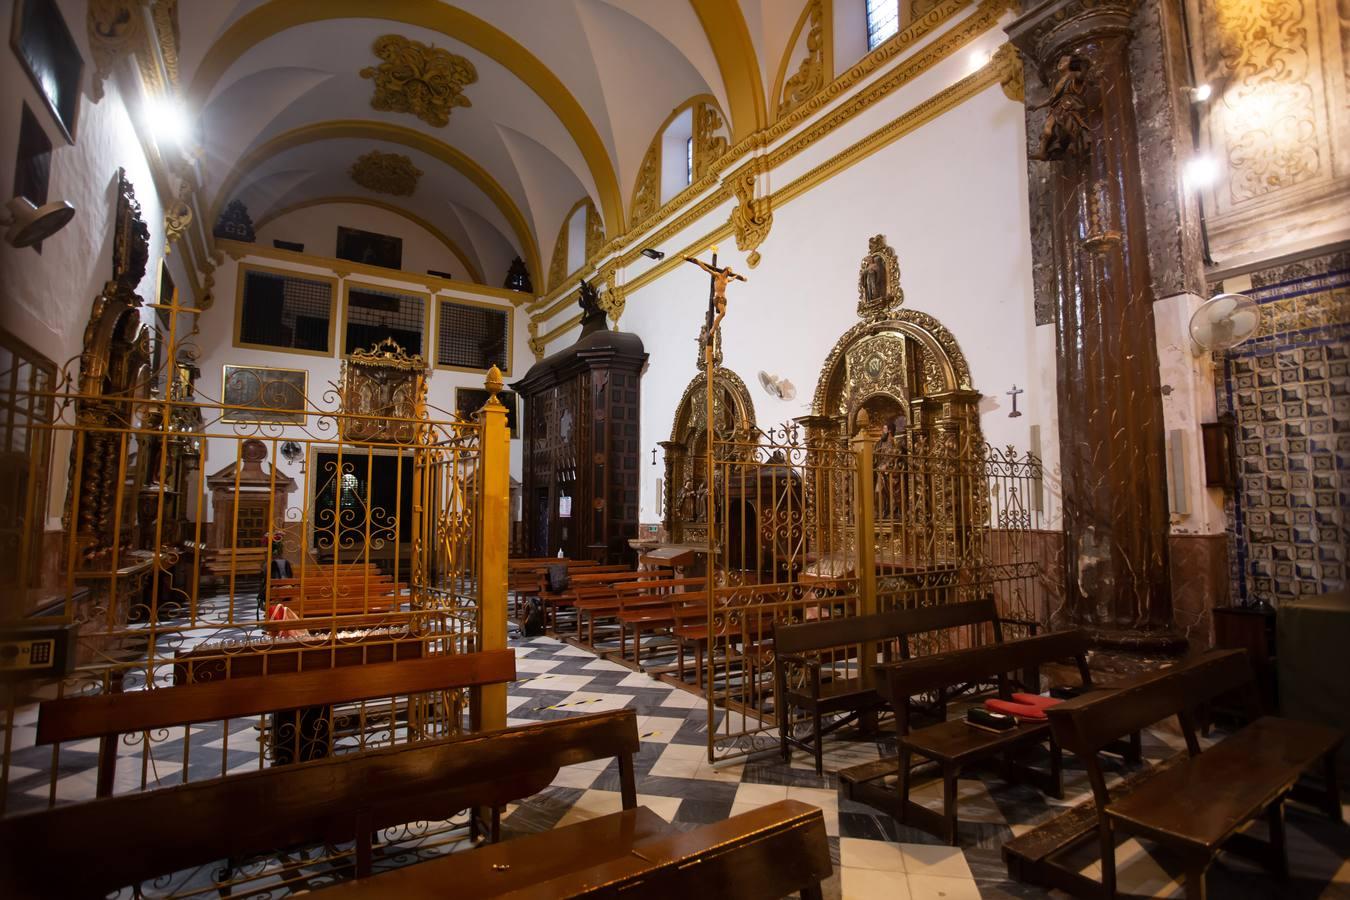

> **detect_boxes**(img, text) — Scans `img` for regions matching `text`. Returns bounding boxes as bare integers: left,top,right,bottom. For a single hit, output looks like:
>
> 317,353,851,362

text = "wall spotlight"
640,248,665,260
146,96,190,149
1183,155,1220,190
1189,83,1212,103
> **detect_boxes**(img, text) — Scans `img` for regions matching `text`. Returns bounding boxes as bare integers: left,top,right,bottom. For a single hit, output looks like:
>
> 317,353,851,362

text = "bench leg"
1182,858,1211,900
1325,752,1343,823
813,705,825,775
1049,734,1064,800
1100,821,1117,899
1266,801,1288,880
942,763,960,845
898,745,913,820
800,882,825,900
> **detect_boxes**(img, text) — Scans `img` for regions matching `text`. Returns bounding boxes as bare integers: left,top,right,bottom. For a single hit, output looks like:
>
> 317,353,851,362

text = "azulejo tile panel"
1218,249,1349,604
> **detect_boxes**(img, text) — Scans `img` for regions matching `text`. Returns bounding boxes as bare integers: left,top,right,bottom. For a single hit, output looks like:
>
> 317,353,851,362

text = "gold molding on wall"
253,196,485,285
772,0,834,122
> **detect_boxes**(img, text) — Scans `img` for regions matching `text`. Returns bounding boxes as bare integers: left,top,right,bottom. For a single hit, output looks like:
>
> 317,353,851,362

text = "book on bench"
966,707,1017,733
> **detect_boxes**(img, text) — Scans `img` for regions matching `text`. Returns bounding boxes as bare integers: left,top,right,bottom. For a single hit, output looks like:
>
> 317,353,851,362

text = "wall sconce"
280,441,304,472
1188,83,1212,103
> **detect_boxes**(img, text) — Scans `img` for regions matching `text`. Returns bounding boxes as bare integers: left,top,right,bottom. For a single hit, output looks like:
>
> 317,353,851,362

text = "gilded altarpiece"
339,337,429,444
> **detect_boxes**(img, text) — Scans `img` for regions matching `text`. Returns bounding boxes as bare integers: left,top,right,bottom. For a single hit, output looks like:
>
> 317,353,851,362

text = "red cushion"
984,698,1047,720
1012,692,1062,709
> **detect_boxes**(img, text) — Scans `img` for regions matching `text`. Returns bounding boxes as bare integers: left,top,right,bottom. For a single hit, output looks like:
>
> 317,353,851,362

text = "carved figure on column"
1028,54,1091,161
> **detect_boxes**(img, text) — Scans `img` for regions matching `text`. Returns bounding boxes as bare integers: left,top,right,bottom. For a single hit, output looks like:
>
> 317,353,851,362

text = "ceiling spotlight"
1189,83,1212,103
3,196,76,248
1183,155,1220,190
640,248,665,260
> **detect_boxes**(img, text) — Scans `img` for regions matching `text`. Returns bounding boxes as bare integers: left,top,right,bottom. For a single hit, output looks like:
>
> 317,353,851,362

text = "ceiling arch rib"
208,120,542,287
186,0,625,236
688,0,767,142
254,197,485,284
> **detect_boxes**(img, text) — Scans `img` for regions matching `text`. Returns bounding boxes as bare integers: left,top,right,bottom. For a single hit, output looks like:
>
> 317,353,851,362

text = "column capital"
1007,0,1137,78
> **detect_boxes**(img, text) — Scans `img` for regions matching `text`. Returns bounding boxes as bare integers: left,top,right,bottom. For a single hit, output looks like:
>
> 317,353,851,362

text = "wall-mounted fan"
3,196,75,248
1189,292,1260,354
758,370,796,401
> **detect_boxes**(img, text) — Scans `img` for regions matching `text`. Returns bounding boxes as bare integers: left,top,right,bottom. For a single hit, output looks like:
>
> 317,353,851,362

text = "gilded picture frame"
222,364,308,423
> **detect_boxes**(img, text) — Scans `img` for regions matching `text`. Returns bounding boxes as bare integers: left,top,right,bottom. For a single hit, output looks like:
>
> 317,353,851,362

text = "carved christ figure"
1029,54,1090,161
683,255,746,335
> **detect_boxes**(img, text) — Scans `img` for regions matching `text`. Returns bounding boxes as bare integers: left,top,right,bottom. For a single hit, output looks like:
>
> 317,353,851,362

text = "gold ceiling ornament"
87,0,144,101
857,234,903,319
779,0,826,118
527,320,546,359
163,183,193,254
992,43,1024,102
360,34,477,128
584,201,604,261
728,158,772,268
349,149,423,196
693,101,730,180
599,265,626,325
630,144,660,225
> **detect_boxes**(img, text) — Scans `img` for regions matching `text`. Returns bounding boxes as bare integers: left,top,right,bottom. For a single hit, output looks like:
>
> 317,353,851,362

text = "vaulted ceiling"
178,1,814,287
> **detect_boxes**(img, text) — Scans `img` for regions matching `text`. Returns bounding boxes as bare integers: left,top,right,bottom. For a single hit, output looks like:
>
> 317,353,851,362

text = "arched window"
659,106,695,204
565,203,587,274
865,0,899,50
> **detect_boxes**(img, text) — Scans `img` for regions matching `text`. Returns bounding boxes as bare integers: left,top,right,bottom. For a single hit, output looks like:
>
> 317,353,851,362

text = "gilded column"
1009,0,1177,645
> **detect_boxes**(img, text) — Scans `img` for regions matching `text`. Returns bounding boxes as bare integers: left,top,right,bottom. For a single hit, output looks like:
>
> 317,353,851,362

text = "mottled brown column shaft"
1010,0,1173,635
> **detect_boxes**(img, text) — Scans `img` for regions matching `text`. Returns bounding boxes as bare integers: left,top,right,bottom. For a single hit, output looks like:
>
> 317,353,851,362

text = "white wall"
256,203,474,282
618,83,1055,525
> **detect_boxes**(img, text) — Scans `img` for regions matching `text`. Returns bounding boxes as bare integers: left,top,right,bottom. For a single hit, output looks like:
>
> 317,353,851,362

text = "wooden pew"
34,650,515,797
315,799,832,900
571,574,692,648
509,558,601,615
541,569,656,632
1005,649,1344,899
0,709,640,900
847,630,1093,843
774,598,1037,774
613,578,706,665
202,546,269,587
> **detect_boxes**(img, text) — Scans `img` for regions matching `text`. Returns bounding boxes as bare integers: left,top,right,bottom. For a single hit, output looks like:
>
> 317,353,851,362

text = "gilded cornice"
361,34,477,127
1006,0,1136,73
728,156,773,268
216,238,526,304
252,195,485,286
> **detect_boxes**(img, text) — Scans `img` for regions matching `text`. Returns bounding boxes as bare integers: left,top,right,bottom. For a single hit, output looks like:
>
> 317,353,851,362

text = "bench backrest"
0,709,640,898
1047,649,1256,760
505,800,831,900
773,597,1001,656
37,650,515,745
875,629,1090,701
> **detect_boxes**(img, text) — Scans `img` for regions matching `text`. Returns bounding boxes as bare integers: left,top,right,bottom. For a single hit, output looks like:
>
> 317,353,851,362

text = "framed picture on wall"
222,364,308,424
336,226,402,270
10,0,83,143
455,386,519,438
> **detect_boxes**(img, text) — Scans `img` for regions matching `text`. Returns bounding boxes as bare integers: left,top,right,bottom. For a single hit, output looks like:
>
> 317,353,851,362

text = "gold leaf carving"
585,201,604,260
631,144,660,224
88,1,143,102
548,230,568,292
857,234,903,319
349,150,423,196
360,34,477,128
992,43,1024,102
164,183,192,253
780,0,826,117
729,159,772,268
693,102,729,180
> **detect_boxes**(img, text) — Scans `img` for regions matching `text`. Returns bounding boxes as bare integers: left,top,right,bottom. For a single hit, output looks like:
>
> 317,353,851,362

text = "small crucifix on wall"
1007,385,1024,418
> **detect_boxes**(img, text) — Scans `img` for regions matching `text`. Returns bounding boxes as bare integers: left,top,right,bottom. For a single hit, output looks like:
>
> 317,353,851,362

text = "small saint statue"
683,255,746,335
1029,54,1090,161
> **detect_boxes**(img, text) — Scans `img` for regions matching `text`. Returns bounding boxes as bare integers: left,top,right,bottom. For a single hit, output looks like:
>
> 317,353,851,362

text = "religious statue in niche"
856,235,903,320
1028,55,1091,162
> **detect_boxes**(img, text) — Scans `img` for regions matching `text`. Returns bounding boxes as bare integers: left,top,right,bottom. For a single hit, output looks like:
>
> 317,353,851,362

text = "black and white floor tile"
3,626,1348,898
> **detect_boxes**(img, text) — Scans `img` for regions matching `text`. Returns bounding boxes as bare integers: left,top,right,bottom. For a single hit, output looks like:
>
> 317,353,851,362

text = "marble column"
1008,0,1179,646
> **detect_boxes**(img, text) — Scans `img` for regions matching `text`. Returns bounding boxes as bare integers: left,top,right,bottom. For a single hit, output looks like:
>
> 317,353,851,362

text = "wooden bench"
844,630,1095,843
0,708,645,899
614,578,706,665
774,597,1039,774
34,649,515,797
509,558,601,616
568,573,690,648
1005,649,1344,899
315,799,832,900
202,546,269,587
541,569,657,632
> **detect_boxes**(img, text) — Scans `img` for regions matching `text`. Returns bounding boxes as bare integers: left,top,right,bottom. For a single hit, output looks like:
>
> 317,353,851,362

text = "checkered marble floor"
500,636,1350,900
4,630,1348,898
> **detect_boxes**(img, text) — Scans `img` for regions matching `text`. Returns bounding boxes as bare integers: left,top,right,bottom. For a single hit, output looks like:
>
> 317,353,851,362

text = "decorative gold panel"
349,149,423,196
856,234,903,320
779,0,826,118
360,34,477,127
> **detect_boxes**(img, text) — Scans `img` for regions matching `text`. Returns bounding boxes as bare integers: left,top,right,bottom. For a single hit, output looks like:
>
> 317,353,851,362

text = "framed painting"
11,0,82,143
455,386,518,437
222,364,308,423
336,225,402,270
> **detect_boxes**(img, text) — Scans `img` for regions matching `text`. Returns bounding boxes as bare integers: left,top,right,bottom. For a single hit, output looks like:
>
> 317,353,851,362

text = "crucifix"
651,447,657,465
1007,385,1024,418
683,247,746,338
